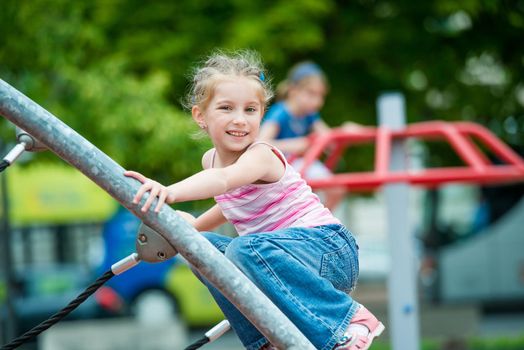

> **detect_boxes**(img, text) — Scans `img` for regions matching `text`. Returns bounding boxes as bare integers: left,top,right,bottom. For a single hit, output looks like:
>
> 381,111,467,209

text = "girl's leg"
225,225,360,350
190,232,269,350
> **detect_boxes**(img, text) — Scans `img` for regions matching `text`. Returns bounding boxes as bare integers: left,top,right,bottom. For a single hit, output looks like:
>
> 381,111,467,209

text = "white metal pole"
378,92,421,350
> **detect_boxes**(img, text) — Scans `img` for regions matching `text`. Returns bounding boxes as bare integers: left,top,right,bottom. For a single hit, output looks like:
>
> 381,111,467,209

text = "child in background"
259,61,362,211
125,50,384,350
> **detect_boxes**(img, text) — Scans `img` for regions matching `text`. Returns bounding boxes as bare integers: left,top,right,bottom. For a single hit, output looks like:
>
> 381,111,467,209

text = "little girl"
125,50,384,350
258,61,357,211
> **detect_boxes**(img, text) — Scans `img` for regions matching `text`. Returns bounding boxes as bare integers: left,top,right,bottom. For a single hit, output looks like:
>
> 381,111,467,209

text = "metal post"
0,79,315,349
377,93,420,350
0,148,17,344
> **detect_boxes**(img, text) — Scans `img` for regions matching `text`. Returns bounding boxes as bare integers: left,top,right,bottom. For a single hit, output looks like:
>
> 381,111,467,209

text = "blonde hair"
184,49,273,111
276,61,329,101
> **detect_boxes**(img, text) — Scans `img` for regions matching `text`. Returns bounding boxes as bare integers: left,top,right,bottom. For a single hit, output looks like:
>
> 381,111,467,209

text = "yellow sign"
3,163,117,225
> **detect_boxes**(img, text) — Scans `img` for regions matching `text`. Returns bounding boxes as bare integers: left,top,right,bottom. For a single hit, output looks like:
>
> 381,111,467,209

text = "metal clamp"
135,222,178,263
3,128,47,165
16,127,47,152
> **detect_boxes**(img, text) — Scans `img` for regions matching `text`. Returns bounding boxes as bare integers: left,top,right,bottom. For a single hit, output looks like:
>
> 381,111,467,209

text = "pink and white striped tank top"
213,142,340,236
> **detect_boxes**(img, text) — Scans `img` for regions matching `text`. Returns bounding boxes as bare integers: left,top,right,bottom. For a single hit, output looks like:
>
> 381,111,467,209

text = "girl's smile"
226,130,249,137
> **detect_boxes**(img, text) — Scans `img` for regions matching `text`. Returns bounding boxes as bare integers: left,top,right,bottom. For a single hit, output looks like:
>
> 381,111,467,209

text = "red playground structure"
298,121,524,191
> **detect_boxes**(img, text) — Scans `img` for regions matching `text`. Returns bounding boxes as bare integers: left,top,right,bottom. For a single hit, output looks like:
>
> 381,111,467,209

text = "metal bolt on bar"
0,79,315,349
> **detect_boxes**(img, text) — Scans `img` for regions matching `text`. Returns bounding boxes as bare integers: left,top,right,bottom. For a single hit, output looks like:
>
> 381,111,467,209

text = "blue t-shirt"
262,101,321,139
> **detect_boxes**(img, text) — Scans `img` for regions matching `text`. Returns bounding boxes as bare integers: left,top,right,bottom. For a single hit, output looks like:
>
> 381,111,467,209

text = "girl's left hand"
176,210,196,226
124,170,174,213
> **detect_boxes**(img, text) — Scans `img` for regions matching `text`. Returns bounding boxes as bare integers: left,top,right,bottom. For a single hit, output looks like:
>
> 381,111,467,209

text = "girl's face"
193,77,264,154
290,76,327,116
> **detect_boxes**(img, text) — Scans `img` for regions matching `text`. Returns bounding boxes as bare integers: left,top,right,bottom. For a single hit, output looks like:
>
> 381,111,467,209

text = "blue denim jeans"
192,224,360,350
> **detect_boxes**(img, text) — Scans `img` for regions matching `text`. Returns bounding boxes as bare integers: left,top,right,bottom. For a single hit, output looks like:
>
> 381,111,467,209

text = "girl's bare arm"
125,144,284,212
166,145,283,201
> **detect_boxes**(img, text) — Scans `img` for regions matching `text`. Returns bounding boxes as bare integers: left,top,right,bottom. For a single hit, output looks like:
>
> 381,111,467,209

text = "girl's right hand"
124,170,174,213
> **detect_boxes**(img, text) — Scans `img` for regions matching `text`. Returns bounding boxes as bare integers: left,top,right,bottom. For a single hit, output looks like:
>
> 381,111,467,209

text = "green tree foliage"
1,0,523,183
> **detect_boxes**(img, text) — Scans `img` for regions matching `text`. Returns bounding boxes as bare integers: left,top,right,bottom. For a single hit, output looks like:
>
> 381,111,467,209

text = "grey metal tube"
378,93,420,350
0,79,315,349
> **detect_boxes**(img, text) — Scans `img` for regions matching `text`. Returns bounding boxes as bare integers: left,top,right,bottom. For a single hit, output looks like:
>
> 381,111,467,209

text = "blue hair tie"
259,72,266,82
289,62,323,83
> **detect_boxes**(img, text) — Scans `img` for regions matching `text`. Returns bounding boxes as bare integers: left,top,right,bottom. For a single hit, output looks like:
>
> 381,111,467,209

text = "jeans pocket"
320,244,359,294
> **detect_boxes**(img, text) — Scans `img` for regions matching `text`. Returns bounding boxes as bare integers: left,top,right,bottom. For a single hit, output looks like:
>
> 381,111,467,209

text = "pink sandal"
334,305,385,350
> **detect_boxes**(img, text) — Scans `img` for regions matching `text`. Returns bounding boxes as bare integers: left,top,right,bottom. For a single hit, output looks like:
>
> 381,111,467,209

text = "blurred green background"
1,1,524,349
1,0,523,188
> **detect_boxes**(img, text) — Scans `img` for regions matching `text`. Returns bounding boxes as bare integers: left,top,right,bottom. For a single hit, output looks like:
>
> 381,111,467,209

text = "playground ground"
35,280,524,350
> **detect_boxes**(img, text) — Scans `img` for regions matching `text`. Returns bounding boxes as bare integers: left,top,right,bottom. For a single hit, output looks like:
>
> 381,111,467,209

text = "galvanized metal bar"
0,78,315,349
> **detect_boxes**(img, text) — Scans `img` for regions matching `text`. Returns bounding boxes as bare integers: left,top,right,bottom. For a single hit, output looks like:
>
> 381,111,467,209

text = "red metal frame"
297,121,524,191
